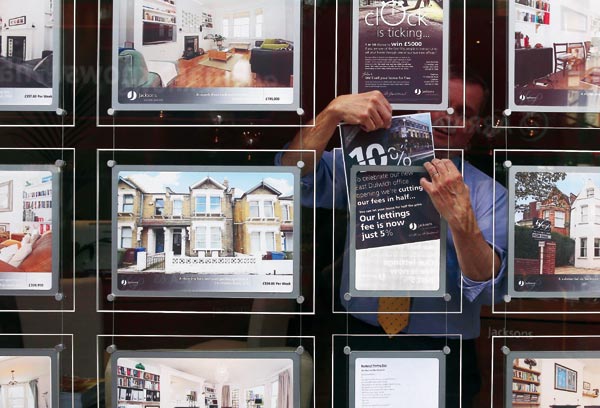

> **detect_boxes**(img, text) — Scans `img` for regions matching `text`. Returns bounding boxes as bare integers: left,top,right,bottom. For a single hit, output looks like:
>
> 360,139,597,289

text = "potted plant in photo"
214,34,226,49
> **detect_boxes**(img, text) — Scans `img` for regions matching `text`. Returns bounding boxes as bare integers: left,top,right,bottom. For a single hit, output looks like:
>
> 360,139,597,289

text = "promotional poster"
112,0,301,111
0,0,61,110
352,0,449,110
113,350,299,408
509,165,600,297
349,165,445,296
507,351,600,407
350,351,444,408
509,0,600,112
0,167,59,295
340,112,436,190
112,166,301,298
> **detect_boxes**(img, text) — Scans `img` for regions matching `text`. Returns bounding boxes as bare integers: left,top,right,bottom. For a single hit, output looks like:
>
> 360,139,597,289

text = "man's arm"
420,158,501,282
280,91,393,176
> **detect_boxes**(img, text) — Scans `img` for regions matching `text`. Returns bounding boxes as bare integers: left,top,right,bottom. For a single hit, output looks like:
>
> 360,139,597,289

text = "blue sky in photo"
119,171,295,197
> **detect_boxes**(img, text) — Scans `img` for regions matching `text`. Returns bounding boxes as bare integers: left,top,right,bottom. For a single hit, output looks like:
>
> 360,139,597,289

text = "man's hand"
419,158,476,234
328,91,393,132
420,158,501,281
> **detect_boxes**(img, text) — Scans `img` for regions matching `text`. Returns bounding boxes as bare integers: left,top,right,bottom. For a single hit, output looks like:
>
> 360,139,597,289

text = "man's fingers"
423,162,441,181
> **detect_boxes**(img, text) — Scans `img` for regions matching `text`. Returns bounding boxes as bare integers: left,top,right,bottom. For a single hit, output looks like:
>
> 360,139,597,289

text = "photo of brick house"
114,169,298,295
511,168,600,295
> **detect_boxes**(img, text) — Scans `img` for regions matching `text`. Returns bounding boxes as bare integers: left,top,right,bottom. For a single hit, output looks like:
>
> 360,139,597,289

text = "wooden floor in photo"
173,51,288,88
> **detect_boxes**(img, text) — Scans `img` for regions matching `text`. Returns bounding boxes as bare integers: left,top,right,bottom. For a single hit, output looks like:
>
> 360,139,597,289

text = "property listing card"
350,351,444,408
112,165,301,298
0,166,60,295
0,0,61,110
112,0,302,111
508,165,600,298
508,0,600,112
352,0,449,110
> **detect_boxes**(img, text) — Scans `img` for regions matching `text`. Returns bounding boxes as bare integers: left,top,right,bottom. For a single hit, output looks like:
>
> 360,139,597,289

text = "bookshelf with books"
515,0,550,26
204,384,218,408
117,365,161,406
512,363,541,406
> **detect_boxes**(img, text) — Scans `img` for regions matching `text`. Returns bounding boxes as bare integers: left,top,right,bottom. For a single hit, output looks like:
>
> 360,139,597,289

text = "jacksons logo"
364,1,428,40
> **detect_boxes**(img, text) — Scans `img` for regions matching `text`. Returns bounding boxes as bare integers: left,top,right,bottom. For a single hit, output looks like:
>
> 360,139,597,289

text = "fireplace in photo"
183,35,201,59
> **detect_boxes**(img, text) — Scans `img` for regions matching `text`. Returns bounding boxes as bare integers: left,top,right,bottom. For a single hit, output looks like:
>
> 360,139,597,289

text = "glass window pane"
210,196,220,213
196,197,206,213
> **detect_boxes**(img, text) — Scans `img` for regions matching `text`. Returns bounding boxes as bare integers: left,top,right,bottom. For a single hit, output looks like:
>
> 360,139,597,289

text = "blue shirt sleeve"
457,162,508,305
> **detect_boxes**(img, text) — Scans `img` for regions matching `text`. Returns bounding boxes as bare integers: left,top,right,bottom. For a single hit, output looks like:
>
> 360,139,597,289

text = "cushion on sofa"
19,232,52,272
263,39,278,44
0,244,18,263
0,239,21,249
9,241,32,268
260,43,289,50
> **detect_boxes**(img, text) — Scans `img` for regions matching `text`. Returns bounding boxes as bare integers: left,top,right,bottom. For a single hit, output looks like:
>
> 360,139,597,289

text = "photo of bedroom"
0,354,53,408
113,0,300,109
115,355,295,408
510,0,600,111
0,169,55,292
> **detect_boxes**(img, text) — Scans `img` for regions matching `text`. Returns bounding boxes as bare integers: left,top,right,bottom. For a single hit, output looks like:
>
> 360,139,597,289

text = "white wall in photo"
0,356,52,408
0,0,55,61
537,358,584,407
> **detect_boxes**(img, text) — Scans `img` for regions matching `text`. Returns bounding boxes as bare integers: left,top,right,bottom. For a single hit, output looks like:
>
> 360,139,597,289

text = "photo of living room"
0,354,53,408
114,0,300,108
115,354,294,408
510,0,600,110
0,169,55,292
510,354,600,407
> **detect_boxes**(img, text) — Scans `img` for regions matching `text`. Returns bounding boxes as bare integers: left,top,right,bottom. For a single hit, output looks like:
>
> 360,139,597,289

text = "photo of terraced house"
114,169,298,296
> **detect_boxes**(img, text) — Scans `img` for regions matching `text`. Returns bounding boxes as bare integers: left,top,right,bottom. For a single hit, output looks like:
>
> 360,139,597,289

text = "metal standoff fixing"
54,344,65,352
446,107,455,115
503,160,512,169
214,114,223,125
443,346,451,355
343,346,352,355
501,346,511,355
107,108,115,116
503,109,512,117
503,294,512,303
54,159,66,169
107,293,116,302
54,293,64,302
106,344,118,354
297,160,305,169
107,160,117,168
343,293,352,301
55,108,66,116
295,346,304,355
296,108,305,116
443,293,452,302
296,295,305,304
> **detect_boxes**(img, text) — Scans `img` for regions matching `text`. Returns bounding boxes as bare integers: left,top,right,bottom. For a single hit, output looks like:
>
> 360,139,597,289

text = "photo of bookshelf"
510,355,600,407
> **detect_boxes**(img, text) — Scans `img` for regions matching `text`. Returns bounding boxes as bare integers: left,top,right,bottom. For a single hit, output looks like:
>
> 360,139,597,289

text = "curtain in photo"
221,385,230,408
277,369,292,408
27,379,38,408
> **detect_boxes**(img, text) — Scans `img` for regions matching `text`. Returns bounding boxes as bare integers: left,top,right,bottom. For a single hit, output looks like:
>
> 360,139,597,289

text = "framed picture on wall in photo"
0,0,62,111
111,0,302,111
508,165,600,298
111,165,301,298
0,165,60,296
555,363,577,392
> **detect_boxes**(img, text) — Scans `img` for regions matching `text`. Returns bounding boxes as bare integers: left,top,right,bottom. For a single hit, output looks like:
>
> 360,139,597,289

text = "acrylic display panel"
332,149,463,315
351,0,450,111
0,149,74,311
508,165,600,299
111,350,301,408
111,165,301,299
97,0,315,126
349,351,445,408
97,335,314,408
493,0,600,129
333,334,459,408
0,0,62,111
493,149,600,313
491,336,600,407
97,149,315,314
